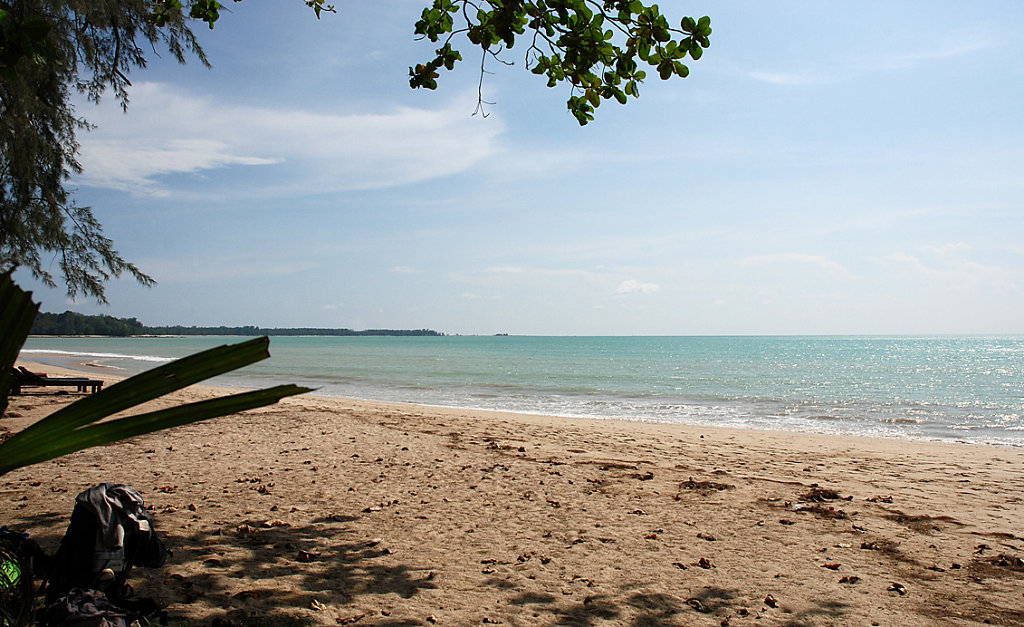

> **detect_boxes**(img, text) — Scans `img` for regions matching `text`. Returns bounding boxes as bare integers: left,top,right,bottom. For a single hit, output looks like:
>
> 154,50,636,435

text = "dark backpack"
43,485,168,605
0,527,47,627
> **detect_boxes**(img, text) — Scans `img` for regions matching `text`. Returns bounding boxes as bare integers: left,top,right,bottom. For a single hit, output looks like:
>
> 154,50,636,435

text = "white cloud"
486,266,527,275
449,266,604,288
746,39,997,86
874,249,1019,293
392,266,422,274
746,70,826,86
137,254,317,282
75,82,504,197
616,279,660,295
737,253,851,278
880,251,928,271
80,137,278,196
924,242,971,256
450,266,668,302
876,40,998,71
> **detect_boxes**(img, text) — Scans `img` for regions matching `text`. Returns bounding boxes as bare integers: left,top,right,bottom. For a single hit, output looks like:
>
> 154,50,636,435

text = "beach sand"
3,363,1023,626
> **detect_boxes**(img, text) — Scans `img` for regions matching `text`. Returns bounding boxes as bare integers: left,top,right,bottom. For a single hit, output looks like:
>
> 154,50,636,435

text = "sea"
18,335,1024,447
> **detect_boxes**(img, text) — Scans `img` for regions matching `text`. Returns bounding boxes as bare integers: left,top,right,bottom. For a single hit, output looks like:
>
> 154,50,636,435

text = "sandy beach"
3,363,1023,626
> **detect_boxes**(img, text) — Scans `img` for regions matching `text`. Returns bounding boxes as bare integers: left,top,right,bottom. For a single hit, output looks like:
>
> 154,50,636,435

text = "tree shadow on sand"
507,587,741,627
779,599,851,627
145,514,437,625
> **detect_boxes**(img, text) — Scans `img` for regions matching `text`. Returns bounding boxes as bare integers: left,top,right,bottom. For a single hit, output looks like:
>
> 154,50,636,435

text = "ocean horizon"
19,334,1024,447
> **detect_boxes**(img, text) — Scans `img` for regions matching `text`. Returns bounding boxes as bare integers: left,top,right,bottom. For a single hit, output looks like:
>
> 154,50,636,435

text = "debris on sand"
800,487,852,502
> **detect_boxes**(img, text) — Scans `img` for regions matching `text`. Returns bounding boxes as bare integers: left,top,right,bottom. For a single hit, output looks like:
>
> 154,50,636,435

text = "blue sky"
16,1,1024,335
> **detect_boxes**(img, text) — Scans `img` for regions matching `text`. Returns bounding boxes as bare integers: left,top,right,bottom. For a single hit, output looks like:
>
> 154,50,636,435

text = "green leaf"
0,385,308,475
0,335,311,471
8,336,276,446
21,16,53,40
0,274,312,477
408,0,712,124
0,272,40,416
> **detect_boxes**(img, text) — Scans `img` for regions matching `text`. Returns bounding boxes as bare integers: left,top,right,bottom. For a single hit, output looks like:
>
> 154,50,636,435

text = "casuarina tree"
0,0,710,301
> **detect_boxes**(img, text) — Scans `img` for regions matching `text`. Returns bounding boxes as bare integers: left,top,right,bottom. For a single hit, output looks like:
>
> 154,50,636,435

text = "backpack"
43,485,168,605
0,527,47,627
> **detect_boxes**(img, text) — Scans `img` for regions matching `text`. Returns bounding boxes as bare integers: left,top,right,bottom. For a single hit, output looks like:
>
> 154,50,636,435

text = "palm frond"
0,272,312,477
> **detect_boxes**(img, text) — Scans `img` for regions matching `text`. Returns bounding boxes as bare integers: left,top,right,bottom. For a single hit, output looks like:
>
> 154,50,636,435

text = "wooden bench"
10,367,104,395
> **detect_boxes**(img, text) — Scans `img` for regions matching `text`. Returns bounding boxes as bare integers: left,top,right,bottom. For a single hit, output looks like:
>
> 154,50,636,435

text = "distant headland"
29,311,444,337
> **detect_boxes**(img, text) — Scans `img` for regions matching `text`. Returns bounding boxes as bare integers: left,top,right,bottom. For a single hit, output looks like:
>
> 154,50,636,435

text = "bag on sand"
40,587,142,627
0,527,49,627
43,485,168,608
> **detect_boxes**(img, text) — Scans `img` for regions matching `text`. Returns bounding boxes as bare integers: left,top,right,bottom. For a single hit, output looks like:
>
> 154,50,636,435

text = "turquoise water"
20,335,1024,446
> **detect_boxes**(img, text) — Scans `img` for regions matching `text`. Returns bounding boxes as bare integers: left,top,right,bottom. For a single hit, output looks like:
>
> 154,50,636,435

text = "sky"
15,1,1024,335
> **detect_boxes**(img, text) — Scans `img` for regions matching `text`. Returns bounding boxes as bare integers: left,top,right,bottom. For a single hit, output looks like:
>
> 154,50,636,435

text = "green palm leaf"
0,270,41,416
0,384,308,475
0,272,312,477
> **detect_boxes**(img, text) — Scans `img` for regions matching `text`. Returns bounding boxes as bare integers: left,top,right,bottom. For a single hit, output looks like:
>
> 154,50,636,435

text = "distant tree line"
31,311,145,336
143,326,444,337
30,311,443,337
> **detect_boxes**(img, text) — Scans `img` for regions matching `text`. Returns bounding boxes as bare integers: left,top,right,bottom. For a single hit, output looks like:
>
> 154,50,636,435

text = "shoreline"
14,357,1023,451
4,365,1024,624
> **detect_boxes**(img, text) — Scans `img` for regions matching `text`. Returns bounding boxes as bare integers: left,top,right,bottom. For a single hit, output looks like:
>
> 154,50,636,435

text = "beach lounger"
9,366,104,395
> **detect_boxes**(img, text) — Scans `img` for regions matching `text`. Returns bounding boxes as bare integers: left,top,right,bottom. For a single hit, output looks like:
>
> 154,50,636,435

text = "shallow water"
21,335,1024,446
